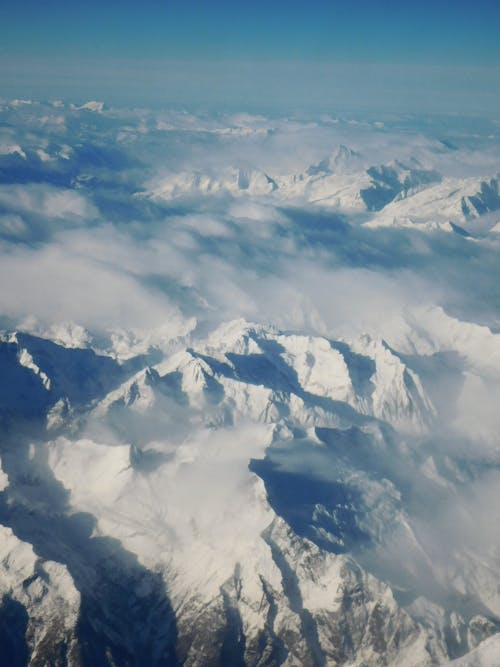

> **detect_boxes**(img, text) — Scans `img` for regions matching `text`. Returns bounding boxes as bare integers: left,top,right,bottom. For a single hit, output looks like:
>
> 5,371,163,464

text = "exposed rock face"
0,526,81,666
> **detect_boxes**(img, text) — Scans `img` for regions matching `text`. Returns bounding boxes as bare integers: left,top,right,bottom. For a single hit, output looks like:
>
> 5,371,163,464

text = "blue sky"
1,1,499,111
2,0,500,64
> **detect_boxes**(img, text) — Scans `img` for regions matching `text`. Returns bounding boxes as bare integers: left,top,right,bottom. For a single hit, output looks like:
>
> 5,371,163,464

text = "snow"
137,151,500,231
109,317,197,360
0,144,27,159
0,456,8,491
364,216,467,234
1,101,500,664
444,633,500,666
48,424,277,603
79,100,104,112
374,176,499,224
0,526,81,655
489,221,500,233
17,347,52,390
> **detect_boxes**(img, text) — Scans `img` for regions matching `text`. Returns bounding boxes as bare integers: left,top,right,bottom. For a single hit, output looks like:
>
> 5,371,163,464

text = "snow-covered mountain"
141,151,499,238
1,312,500,665
1,101,500,665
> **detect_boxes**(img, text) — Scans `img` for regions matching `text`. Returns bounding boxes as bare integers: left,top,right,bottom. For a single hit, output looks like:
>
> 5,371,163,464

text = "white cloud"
0,184,97,221
0,239,189,335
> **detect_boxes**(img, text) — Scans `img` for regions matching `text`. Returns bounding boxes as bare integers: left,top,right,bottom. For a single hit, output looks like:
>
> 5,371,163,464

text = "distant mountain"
359,159,441,211
141,153,499,238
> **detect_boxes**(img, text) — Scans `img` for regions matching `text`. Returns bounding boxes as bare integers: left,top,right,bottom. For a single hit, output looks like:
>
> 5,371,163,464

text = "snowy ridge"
99,320,435,434
2,101,500,665
444,633,500,666
1,313,499,664
143,167,278,200
142,153,499,233
0,523,81,664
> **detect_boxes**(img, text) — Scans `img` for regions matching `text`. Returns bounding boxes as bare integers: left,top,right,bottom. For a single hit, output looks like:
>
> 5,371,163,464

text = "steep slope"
445,633,500,666
367,176,500,230
1,318,497,664
0,524,81,666
140,153,499,235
